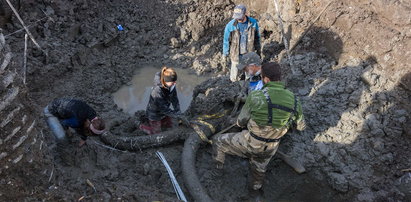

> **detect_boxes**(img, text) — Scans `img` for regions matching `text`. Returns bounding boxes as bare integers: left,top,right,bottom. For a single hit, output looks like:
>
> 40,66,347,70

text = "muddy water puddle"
113,65,209,114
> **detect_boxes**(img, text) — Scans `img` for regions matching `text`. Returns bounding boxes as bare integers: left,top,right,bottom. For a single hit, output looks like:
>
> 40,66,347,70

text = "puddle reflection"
113,66,209,115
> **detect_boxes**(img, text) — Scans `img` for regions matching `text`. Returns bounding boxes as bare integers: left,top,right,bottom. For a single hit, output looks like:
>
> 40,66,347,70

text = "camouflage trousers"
212,130,282,173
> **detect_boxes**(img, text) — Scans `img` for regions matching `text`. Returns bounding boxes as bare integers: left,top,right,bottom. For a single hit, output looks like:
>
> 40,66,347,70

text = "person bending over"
44,98,106,147
212,62,306,191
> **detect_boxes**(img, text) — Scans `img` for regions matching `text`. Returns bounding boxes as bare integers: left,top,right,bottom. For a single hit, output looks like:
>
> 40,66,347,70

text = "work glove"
238,90,247,103
227,116,237,126
236,119,247,129
296,119,306,131
177,115,191,127
78,139,87,147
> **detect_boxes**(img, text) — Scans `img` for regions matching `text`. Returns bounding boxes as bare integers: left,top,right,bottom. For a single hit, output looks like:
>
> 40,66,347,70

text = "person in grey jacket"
139,66,186,134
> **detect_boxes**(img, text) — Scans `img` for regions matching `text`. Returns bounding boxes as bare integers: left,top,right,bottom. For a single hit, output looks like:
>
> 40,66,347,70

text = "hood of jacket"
153,72,162,87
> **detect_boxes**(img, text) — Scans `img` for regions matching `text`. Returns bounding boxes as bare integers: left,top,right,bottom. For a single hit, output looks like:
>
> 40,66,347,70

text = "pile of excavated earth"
0,0,410,201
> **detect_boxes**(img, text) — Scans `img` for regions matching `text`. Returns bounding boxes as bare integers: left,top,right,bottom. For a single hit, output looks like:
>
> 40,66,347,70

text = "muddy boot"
203,164,223,182
237,189,265,202
277,151,306,174
248,189,265,202
211,142,225,168
216,161,224,169
249,165,265,191
207,159,224,179
210,167,223,178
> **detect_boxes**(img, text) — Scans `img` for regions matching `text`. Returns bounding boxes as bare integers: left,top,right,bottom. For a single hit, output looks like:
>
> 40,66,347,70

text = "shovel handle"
277,151,306,174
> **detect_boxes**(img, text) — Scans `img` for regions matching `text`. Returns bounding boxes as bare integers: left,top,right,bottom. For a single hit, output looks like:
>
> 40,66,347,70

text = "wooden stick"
40,8,55,23
289,0,335,53
273,0,296,74
277,151,306,174
48,167,54,182
0,34,5,52
273,0,289,54
23,34,27,84
86,179,97,193
401,168,411,172
5,16,48,38
5,0,44,53
91,140,127,153
215,123,236,136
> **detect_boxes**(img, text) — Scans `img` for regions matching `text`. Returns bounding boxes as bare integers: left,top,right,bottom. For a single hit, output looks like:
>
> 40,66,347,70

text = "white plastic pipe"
156,151,187,202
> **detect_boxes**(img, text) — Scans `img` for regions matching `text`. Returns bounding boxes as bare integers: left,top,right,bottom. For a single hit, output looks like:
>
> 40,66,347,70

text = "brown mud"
0,0,410,201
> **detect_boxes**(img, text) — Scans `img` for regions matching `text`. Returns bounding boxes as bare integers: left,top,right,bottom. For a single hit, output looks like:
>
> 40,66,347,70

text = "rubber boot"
211,143,225,169
250,165,265,191
248,189,265,202
277,151,306,174
44,106,67,141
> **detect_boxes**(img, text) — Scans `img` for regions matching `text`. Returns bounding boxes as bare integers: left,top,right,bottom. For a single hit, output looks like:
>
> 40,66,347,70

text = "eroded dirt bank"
0,0,410,201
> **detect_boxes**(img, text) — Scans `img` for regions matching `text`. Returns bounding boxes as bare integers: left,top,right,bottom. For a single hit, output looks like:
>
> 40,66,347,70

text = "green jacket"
238,81,303,129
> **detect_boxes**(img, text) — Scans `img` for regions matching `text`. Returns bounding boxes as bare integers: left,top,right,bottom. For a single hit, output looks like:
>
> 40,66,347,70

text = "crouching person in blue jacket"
44,98,106,147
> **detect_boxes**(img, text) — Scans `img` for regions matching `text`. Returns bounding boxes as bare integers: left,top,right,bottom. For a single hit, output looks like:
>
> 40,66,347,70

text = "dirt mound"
0,33,50,200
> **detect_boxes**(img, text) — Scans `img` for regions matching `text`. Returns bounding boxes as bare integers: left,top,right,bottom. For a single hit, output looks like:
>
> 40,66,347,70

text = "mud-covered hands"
296,119,306,131
239,91,247,102
227,116,237,126
177,115,191,127
78,139,86,147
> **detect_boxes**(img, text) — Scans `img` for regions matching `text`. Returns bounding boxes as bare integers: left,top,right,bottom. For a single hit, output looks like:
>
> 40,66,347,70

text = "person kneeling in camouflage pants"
212,62,306,191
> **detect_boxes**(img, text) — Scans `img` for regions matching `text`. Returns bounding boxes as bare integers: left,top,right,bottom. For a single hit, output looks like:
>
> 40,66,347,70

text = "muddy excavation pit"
0,0,410,201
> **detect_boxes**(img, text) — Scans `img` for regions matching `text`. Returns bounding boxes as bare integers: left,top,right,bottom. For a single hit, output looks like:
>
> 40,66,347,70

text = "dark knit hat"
163,74,177,82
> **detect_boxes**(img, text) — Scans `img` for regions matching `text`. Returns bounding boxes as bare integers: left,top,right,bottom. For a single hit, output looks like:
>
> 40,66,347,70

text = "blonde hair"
160,66,177,88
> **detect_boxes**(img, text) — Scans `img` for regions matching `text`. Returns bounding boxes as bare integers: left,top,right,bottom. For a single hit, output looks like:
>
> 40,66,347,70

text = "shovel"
276,151,306,174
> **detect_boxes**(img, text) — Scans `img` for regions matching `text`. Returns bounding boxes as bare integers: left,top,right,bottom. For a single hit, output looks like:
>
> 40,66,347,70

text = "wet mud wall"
249,0,411,200
0,34,49,200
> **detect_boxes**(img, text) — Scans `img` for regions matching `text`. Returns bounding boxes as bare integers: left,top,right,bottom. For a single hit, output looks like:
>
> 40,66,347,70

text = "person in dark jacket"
44,98,106,147
139,66,185,135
